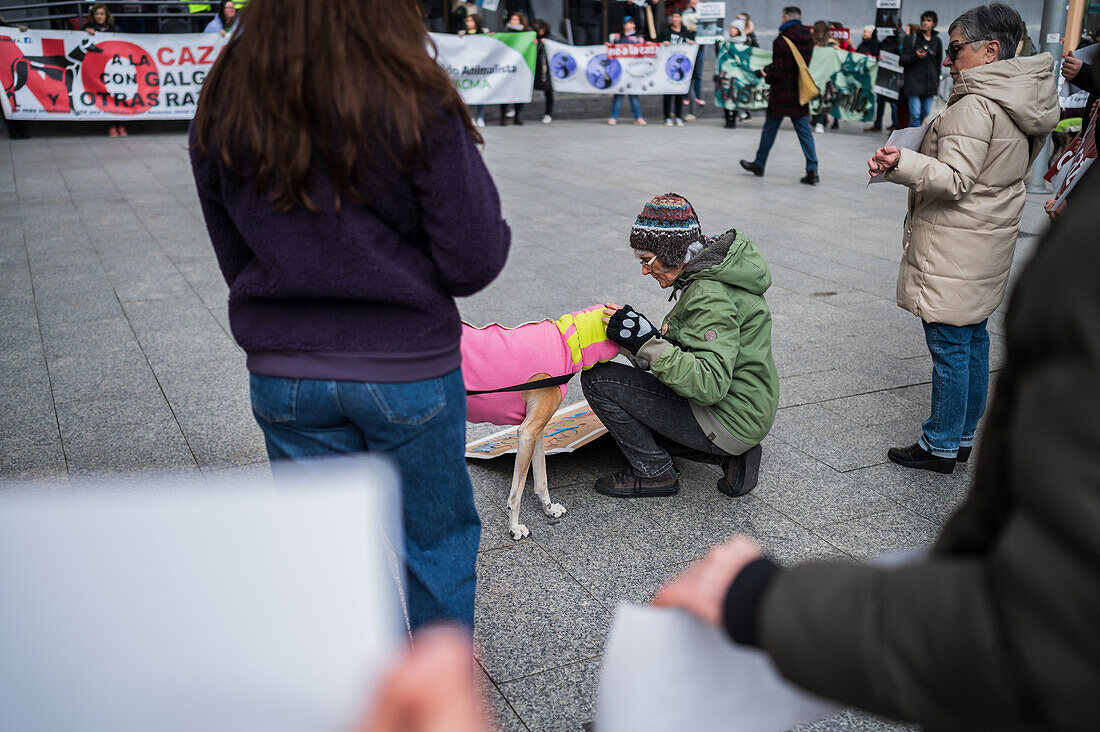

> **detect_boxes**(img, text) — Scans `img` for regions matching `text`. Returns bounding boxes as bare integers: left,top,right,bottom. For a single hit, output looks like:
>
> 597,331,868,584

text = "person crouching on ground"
582,193,779,499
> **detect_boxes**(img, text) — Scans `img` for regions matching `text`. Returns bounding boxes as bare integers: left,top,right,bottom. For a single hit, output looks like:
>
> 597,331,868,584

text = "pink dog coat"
462,305,621,425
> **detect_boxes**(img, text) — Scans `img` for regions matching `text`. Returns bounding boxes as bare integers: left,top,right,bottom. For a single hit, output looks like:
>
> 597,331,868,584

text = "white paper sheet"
868,121,931,185
0,457,405,732
596,604,839,732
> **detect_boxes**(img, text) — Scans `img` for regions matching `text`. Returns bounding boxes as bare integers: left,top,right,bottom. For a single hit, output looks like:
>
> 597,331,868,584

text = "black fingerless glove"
607,304,659,356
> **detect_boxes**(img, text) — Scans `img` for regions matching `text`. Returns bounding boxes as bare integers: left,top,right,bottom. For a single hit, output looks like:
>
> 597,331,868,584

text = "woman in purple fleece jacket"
189,0,510,631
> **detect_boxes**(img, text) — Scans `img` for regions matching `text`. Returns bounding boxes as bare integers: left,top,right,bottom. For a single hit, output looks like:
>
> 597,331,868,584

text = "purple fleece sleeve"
411,110,510,298
188,125,253,287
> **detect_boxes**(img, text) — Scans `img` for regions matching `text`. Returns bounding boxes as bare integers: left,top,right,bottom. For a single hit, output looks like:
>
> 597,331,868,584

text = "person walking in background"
189,0,510,630
659,9,694,127
607,16,647,125
866,25,903,132
498,11,530,126
739,6,819,185
532,19,556,123
203,0,238,36
900,10,943,125
869,3,1058,474
723,13,758,127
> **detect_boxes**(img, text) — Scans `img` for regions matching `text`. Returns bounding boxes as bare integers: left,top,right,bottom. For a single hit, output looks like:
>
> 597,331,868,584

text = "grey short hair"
949,3,1024,60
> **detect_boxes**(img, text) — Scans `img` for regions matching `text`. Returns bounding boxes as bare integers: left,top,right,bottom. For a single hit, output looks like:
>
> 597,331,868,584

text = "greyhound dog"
4,38,102,114
462,305,620,540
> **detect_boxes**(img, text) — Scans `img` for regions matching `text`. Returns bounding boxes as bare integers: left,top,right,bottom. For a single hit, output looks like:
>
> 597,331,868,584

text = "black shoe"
863,125,882,133
957,446,972,463
717,444,762,497
800,171,820,185
724,117,736,128
594,468,679,498
739,159,764,177
887,443,956,474
499,116,508,126
830,118,839,129
513,116,523,125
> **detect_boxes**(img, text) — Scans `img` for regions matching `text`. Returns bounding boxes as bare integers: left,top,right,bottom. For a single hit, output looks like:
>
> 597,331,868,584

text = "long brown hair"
86,3,113,28
193,0,481,212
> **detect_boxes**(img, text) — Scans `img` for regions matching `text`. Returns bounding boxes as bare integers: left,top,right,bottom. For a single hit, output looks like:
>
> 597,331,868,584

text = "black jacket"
725,165,1100,731
900,31,943,97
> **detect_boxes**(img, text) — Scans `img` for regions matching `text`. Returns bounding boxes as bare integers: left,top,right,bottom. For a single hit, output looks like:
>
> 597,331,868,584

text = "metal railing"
0,1,216,32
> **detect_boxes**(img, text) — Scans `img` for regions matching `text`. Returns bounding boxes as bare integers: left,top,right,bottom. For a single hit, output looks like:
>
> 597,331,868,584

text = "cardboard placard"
466,400,608,459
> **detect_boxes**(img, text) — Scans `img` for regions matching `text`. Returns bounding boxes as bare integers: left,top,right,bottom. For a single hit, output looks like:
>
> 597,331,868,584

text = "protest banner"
466,401,607,459
0,29,225,121
694,2,726,44
875,0,902,39
544,39,698,95
715,43,877,122
545,39,699,95
828,27,851,44
430,31,535,105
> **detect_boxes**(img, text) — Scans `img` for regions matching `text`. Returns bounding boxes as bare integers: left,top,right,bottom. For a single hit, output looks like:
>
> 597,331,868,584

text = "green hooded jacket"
636,229,779,452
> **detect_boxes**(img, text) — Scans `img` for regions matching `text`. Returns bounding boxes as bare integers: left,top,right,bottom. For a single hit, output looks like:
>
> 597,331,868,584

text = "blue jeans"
610,94,642,120
249,368,480,631
919,321,990,458
874,94,897,128
754,114,818,172
909,95,933,126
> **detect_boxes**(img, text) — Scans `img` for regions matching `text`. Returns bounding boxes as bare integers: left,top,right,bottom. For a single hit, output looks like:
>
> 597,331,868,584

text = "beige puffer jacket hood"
886,53,1059,326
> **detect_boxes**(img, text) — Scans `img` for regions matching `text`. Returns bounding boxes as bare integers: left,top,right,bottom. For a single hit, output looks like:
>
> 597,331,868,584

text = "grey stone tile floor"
1,117,1052,731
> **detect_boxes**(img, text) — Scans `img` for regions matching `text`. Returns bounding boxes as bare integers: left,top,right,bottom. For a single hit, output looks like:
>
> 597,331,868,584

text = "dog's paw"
510,524,530,541
544,502,567,519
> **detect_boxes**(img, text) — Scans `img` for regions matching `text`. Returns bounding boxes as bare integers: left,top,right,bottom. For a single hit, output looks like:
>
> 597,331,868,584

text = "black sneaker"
717,444,762,497
887,443,956,474
957,446,972,463
800,171,820,185
739,159,764,177
594,468,679,498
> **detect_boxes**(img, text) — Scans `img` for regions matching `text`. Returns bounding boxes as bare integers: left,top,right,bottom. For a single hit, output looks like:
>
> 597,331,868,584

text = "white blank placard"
0,457,405,732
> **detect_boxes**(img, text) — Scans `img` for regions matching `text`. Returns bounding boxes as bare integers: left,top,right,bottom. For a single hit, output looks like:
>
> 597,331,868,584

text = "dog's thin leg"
531,434,565,519
506,420,538,541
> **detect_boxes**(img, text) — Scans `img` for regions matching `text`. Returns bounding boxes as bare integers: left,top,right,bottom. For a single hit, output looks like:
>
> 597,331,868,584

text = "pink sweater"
462,305,621,425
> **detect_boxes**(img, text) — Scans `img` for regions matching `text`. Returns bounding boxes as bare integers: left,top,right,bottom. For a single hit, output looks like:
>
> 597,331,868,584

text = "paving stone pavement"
1,117,1054,731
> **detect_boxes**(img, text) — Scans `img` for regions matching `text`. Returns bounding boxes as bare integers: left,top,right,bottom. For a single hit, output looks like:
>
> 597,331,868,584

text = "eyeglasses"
638,253,667,272
945,38,990,61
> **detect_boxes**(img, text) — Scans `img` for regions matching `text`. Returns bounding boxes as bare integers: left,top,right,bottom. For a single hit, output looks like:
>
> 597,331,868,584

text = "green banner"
715,42,878,122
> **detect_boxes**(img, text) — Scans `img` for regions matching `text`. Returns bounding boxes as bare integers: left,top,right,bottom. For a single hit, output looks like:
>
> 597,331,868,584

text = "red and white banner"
1044,109,1097,208
0,29,226,121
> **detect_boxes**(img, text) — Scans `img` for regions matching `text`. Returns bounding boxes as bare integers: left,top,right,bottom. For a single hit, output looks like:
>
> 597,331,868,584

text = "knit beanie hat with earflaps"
629,193,704,268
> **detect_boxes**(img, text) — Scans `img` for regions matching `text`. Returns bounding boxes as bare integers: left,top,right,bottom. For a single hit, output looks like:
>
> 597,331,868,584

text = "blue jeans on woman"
249,368,480,631
610,94,642,120
909,94,934,126
874,94,897,128
919,320,990,458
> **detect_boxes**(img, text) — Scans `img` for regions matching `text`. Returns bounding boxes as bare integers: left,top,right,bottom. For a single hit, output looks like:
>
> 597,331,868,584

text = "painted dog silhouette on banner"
4,37,102,114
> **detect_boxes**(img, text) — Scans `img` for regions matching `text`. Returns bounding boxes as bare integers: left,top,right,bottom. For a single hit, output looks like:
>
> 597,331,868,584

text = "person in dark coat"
532,19,557,123
1061,45,1100,117
654,162,1100,732
739,6,819,184
900,10,943,125
569,0,602,45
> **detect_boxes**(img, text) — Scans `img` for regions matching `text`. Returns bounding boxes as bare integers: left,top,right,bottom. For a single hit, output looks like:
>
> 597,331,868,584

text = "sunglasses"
946,38,990,61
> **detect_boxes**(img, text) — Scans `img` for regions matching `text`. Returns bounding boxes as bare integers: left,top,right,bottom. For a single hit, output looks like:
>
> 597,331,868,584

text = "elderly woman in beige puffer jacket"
868,3,1058,475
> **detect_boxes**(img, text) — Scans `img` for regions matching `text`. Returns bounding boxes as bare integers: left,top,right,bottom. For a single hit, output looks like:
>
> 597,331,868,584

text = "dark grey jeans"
581,362,731,478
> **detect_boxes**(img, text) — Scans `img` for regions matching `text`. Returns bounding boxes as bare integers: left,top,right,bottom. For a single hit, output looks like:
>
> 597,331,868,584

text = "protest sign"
466,400,607,459
694,2,726,44
828,27,851,44
875,0,902,39
1058,43,1099,110
1044,110,1096,208
715,43,877,122
431,32,535,105
0,29,225,120
874,50,903,100
544,39,698,95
